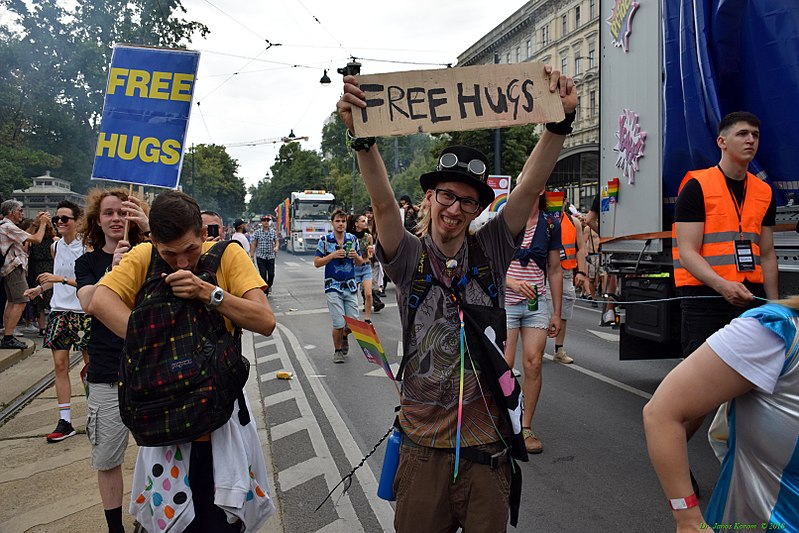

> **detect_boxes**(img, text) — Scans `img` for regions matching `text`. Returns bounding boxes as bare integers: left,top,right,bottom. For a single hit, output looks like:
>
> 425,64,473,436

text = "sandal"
522,427,543,454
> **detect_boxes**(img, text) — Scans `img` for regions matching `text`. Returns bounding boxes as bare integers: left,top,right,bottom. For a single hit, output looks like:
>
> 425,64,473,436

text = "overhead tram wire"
196,44,277,103
201,0,274,45
292,0,352,57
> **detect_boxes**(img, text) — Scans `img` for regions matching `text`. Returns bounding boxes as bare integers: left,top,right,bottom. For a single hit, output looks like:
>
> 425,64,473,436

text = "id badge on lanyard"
734,239,755,271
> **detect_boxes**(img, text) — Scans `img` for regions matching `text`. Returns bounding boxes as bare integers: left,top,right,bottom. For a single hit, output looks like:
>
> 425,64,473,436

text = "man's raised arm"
503,67,578,236
337,76,404,262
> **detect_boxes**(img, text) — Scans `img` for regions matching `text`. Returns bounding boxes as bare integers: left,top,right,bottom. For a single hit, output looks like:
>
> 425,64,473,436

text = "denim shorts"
505,299,549,330
326,289,359,329
355,264,372,283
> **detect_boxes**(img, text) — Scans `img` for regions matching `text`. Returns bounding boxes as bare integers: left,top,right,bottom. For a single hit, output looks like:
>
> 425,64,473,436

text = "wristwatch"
207,286,224,309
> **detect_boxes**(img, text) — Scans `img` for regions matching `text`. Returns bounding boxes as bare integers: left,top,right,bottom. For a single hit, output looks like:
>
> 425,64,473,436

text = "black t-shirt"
75,249,125,384
674,172,775,306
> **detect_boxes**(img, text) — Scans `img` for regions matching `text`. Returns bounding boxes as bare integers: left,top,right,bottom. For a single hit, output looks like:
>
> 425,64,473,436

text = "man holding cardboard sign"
338,64,576,531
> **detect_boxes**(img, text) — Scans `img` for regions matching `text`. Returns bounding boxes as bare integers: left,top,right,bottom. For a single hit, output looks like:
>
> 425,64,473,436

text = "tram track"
0,351,83,427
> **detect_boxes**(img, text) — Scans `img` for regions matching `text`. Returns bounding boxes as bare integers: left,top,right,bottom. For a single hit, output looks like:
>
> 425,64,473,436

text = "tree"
0,0,208,193
247,142,327,214
181,144,245,221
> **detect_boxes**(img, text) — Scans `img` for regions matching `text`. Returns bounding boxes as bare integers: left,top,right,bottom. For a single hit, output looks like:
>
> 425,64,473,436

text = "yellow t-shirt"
98,241,266,332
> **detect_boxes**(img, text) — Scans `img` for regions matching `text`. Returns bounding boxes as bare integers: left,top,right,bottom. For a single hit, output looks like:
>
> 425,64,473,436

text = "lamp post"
493,51,501,176
337,59,362,213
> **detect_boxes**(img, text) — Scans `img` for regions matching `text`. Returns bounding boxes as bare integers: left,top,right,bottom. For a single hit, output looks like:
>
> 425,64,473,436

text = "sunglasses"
52,215,75,224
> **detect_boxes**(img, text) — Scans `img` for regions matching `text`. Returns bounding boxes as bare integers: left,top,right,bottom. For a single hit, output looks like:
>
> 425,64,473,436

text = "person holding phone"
201,210,223,242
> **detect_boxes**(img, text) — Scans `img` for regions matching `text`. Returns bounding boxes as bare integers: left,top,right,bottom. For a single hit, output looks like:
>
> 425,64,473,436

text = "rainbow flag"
344,316,396,381
608,178,620,198
488,192,508,212
545,190,564,213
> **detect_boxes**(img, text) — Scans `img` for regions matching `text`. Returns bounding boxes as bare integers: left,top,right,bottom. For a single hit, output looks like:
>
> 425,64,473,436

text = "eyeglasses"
434,189,481,214
437,153,487,179
52,215,75,224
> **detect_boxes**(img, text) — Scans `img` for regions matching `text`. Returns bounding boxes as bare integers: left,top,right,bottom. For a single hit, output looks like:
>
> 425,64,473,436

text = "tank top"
50,237,85,312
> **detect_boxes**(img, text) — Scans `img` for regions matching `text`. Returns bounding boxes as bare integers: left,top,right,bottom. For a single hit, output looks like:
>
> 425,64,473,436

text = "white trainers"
553,348,574,364
600,309,615,326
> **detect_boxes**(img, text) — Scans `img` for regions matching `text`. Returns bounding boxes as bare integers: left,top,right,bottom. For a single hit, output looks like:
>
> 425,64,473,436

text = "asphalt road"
256,252,720,532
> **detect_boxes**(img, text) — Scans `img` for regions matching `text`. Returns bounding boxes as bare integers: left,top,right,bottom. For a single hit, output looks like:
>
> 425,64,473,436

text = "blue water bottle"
377,429,401,501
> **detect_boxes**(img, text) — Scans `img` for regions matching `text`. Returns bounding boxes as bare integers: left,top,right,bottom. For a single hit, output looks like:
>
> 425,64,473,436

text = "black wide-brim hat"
419,145,495,208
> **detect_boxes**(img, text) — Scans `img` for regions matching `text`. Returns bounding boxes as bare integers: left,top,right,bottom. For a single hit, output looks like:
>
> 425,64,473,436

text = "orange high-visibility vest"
672,166,772,287
560,212,578,270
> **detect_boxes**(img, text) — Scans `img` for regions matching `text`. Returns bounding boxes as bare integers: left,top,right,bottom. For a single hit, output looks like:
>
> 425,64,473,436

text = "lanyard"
718,165,747,238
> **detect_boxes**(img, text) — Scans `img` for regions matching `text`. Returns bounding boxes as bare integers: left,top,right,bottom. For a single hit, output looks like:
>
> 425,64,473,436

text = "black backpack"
119,240,250,446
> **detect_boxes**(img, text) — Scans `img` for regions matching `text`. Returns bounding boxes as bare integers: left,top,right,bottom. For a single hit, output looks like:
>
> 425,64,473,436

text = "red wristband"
668,493,699,510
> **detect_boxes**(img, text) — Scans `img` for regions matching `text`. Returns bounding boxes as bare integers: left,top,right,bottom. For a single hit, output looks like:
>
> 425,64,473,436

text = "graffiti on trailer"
607,0,639,53
613,109,647,184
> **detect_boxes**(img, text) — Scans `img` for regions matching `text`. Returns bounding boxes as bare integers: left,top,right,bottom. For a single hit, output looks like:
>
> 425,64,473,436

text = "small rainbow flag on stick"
545,190,565,213
344,316,401,398
608,177,620,199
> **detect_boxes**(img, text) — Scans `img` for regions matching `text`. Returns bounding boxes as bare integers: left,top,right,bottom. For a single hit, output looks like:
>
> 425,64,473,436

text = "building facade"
457,0,600,211
13,171,86,219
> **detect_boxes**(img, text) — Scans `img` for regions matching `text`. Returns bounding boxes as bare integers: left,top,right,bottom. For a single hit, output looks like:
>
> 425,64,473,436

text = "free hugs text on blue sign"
91,45,200,189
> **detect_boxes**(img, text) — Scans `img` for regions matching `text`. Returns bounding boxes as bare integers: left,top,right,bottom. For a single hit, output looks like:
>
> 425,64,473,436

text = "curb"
0,339,36,373
243,330,286,533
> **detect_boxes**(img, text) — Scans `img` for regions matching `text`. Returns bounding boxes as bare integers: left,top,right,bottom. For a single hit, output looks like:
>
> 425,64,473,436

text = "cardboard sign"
91,45,200,189
352,62,565,138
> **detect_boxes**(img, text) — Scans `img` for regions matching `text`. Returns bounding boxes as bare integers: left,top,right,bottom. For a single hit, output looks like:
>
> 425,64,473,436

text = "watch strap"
346,129,376,152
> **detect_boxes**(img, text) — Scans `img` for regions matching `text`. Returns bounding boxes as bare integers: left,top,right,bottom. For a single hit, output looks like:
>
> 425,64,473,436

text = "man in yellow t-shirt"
90,190,275,532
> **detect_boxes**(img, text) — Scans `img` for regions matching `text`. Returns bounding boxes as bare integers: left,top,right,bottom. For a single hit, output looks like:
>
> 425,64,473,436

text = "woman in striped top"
503,188,563,454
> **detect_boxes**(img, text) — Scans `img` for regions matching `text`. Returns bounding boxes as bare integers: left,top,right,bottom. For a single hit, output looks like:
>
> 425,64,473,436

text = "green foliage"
181,144,245,221
247,142,327,215
0,0,208,194
432,124,540,181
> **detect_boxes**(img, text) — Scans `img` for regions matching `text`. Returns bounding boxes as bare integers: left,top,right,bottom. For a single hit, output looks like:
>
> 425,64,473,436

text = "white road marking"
268,326,363,530
275,303,397,317
284,261,301,267
257,353,282,365
278,323,395,531
586,329,620,343
543,352,652,400
364,363,400,378
255,338,277,349
304,344,316,350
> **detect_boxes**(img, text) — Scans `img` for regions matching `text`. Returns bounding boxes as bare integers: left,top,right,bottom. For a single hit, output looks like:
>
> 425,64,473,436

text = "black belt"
401,435,510,470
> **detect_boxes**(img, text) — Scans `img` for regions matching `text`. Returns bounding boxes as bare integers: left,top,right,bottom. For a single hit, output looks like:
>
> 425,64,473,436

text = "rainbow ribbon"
454,307,465,481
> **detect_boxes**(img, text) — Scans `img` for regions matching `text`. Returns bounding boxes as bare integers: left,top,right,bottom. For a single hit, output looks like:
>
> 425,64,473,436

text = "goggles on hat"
437,153,487,179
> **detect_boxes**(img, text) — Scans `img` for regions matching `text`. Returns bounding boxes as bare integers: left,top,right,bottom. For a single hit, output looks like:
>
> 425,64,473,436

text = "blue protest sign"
91,45,200,189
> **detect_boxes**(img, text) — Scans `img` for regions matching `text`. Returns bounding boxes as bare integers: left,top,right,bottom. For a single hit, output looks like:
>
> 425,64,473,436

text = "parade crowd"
0,65,796,533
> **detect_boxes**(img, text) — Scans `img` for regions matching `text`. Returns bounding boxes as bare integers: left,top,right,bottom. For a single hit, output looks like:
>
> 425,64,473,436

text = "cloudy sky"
180,0,527,189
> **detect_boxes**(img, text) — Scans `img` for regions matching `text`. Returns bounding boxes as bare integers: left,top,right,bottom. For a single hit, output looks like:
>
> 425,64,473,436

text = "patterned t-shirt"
316,233,359,294
379,214,522,449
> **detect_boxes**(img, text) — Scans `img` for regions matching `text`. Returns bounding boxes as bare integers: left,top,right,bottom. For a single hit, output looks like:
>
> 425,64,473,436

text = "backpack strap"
399,235,497,380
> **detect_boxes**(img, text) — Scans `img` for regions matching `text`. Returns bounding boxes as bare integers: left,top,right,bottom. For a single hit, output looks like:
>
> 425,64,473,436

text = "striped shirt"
506,223,547,306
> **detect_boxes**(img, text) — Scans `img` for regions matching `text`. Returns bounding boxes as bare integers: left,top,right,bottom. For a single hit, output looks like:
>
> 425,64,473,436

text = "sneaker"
341,335,349,355
522,428,543,454
373,301,385,313
0,337,27,350
38,329,45,337
512,368,522,378
22,324,40,334
553,348,574,364
332,350,346,364
600,309,615,327
46,419,76,442
13,327,25,337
